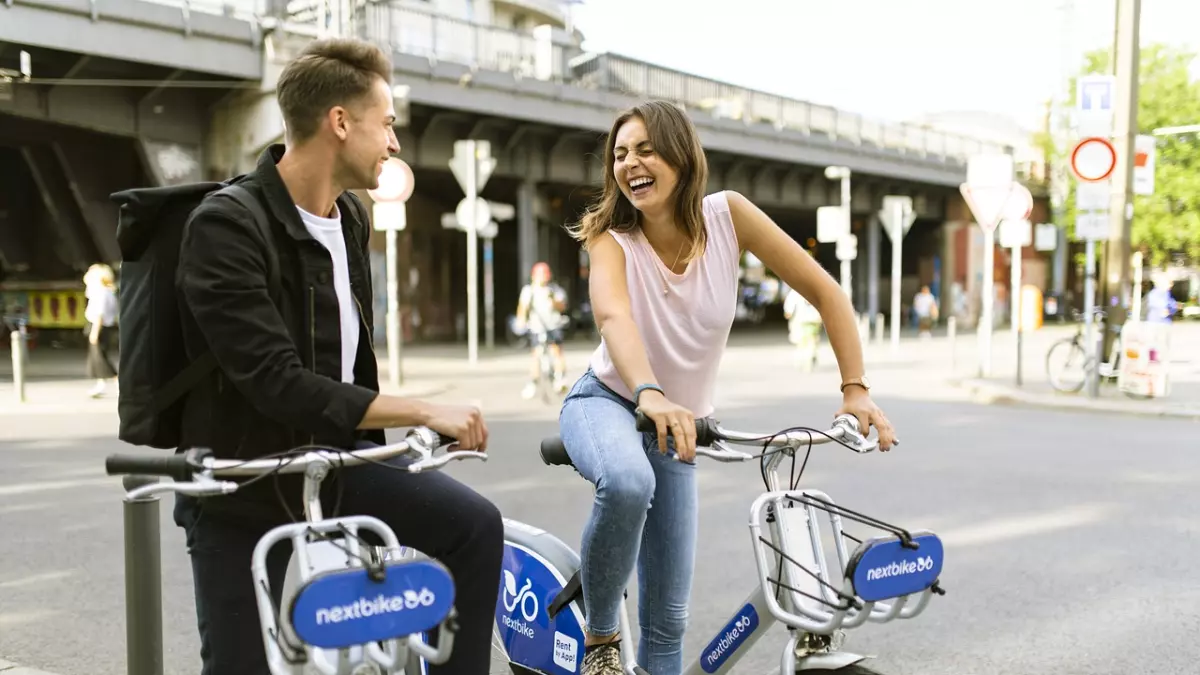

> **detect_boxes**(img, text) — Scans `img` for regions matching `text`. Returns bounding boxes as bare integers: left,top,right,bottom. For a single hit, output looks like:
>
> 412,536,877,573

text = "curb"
0,382,457,417
951,378,1200,421
0,659,63,675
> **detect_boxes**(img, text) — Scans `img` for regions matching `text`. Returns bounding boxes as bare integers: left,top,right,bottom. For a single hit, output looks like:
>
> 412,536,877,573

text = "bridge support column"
516,180,555,284
207,90,283,179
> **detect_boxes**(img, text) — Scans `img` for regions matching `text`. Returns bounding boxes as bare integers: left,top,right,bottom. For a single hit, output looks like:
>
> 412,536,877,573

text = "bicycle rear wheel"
1046,338,1088,393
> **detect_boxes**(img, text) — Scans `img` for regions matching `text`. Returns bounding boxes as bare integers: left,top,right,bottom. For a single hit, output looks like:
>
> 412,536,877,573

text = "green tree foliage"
1053,43,1200,266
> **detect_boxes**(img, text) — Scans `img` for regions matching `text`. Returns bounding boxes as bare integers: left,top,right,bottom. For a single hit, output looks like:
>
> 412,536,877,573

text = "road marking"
0,570,75,589
0,477,113,497
939,502,1116,548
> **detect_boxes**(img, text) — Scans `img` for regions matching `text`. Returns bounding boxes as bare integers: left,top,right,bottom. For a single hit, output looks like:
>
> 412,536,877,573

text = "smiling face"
613,115,680,219
333,76,401,191
570,101,710,260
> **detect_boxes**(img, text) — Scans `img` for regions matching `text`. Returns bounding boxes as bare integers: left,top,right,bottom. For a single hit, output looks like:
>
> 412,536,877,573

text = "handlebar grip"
105,450,206,483
634,411,718,447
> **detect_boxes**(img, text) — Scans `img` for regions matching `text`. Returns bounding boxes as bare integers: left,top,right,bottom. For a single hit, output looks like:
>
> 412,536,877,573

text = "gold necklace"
654,236,687,296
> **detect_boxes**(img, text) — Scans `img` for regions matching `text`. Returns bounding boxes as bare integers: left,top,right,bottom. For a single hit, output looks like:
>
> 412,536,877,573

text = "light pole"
825,165,853,297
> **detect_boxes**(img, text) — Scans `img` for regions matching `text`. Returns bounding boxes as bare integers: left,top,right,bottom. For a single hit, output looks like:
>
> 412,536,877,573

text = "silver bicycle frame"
506,419,935,675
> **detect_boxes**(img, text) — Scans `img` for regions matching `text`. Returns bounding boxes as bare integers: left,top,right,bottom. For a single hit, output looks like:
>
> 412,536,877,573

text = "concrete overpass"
1,0,1040,342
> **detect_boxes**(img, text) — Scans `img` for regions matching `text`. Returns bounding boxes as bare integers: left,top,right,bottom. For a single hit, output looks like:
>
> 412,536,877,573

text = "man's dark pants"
174,450,504,675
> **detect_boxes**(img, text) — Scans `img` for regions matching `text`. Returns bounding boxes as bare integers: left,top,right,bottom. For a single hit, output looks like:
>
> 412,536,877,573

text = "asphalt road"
3,378,1199,674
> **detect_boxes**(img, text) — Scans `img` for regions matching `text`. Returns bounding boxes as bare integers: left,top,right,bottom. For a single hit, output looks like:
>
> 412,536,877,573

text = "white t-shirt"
520,283,567,333
297,205,359,384
85,286,118,327
913,292,937,318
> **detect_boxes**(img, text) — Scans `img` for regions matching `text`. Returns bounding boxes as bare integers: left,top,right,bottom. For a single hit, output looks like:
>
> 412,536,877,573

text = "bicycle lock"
123,475,165,675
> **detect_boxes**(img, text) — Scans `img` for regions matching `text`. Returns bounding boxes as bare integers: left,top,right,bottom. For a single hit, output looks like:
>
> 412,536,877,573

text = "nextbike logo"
865,555,936,582
701,603,759,673
314,588,437,625
501,570,540,639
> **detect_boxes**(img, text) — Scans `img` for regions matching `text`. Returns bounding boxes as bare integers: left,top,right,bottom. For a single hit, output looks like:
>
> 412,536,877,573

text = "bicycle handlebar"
632,411,880,457
540,412,880,467
105,428,483,500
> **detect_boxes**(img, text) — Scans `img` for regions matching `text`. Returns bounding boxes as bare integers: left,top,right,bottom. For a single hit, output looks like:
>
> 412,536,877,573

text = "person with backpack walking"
114,38,502,675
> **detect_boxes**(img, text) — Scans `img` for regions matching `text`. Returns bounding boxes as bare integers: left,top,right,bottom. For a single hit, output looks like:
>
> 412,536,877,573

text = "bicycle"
482,411,946,674
1045,308,1147,398
104,428,487,674
528,328,560,405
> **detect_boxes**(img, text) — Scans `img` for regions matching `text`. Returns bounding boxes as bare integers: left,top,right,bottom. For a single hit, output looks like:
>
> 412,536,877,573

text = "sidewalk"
2,323,1196,419
945,321,1200,421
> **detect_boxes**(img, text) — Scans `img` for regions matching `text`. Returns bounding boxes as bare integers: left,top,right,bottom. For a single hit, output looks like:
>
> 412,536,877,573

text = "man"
514,261,568,397
173,38,502,674
1144,277,1178,324
912,284,938,338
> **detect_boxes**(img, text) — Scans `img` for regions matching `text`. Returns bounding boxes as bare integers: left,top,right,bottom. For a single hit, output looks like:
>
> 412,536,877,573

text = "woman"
83,263,118,397
558,100,898,675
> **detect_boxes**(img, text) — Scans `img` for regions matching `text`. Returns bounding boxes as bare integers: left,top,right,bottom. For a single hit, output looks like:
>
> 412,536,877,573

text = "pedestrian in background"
83,263,118,397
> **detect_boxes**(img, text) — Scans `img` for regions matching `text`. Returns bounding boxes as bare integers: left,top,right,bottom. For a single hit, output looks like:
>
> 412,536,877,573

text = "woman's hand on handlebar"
837,387,897,451
636,390,697,462
425,403,488,451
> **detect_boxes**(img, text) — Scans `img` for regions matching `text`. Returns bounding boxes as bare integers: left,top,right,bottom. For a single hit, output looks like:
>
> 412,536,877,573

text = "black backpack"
110,181,280,450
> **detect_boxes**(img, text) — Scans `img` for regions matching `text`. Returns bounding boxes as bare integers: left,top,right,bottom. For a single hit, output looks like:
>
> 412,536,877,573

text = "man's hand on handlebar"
837,387,897,452
636,390,697,462
424,404,488,451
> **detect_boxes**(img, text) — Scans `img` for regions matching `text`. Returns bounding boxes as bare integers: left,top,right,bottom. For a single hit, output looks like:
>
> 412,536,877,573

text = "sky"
568,0,1200,133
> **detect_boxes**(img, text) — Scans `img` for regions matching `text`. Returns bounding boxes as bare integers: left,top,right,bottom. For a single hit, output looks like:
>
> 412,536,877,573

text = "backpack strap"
222,184,282,301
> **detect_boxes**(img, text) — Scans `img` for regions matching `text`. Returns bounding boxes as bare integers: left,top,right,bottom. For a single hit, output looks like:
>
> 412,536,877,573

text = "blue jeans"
559,369,697,674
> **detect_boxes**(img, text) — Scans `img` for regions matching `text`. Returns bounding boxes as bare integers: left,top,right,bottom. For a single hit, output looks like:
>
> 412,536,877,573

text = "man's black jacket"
176,145,386,521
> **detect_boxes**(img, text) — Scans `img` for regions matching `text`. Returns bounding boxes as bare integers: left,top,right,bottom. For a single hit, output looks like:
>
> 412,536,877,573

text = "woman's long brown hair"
568,100,709,264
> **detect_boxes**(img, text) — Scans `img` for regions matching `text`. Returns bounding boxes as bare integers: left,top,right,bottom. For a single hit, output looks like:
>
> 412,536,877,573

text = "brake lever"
125,479,239,502
408,451,488,473
699,441,753,462
830,415,878,454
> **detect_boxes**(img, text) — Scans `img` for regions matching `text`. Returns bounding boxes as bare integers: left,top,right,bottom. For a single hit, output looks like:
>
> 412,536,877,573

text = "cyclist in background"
515,261,569,398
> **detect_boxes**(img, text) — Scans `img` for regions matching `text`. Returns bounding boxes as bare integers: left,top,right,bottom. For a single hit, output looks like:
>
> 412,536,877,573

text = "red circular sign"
368,157,415,203
1070,137,1117,183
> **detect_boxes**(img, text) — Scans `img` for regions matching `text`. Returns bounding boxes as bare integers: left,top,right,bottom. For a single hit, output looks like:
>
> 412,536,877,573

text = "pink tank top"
589,191,741,418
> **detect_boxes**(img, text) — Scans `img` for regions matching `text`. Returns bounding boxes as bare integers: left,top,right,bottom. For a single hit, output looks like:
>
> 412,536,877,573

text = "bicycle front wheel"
1046,338,1088,393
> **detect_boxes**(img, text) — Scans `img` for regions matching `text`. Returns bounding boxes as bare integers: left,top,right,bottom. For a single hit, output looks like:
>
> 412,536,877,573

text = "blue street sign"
1077,75,1114,114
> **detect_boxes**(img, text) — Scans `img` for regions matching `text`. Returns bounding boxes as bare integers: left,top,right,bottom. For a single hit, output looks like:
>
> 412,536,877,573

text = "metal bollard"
11,330,26,403
123,475,164,675
947,317,957,373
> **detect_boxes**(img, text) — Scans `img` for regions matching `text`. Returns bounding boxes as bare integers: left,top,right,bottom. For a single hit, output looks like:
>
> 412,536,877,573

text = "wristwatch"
840,376,871,393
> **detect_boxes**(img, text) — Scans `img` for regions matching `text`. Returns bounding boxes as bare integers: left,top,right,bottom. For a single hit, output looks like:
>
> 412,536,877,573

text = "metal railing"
352,2,1009,163
64,0,1011,163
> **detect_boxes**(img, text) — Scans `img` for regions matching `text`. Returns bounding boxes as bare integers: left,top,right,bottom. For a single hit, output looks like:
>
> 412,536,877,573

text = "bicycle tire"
1045,338,1088,393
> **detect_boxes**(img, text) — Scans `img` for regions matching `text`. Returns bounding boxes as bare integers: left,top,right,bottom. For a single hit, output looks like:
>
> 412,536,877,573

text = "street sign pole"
1071,130,1118,398
879,195,915,355
961,155,1029,379
825,166,853,297
368,157,415,387
1000,218,1032,387
890,199,903,354
386,228,401,384
465,143,479,365
450,140,497,366
1013,239,1022,386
